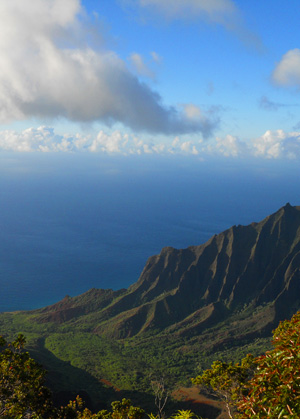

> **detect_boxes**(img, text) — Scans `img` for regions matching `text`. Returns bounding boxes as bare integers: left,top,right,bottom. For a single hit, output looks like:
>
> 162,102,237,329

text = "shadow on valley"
27,338,221,418
28,338,117,411
4,205,300,419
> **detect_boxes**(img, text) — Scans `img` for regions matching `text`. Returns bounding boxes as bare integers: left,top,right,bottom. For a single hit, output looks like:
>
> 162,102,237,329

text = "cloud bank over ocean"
0,126,300,160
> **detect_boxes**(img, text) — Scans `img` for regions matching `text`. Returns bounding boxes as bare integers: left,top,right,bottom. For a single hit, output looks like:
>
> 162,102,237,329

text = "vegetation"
238,311,300,418
2,205,300,415
59,397,145,419
0,301,272,406
0,335,147,418
192,355,254,419
193,311,300,418
0,334,55,418
3,204,300,408
2,311,300,418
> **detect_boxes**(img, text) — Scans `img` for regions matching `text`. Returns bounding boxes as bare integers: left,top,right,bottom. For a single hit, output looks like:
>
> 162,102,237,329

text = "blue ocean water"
0,154,299,312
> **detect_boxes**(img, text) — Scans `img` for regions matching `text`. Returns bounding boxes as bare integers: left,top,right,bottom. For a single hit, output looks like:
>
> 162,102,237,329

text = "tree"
191,355,254,419
110,398,145,419
0,335,146,419
0,334,55,418
150,376,169,419
59,397,145,419
238,311,300,418
193,310,300,418
58,395,101,419
0,335,200,419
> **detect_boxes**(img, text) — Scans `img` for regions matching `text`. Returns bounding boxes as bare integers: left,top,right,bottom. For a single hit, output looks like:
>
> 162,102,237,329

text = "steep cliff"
2,204,300,409
29,203,300,339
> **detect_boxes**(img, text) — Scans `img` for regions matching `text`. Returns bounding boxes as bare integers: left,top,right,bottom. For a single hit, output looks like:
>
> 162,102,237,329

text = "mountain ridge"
25,203,300,339
2,203,300,411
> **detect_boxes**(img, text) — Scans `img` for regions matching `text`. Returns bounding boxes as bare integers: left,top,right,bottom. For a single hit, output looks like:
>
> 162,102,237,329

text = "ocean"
0,153,299,312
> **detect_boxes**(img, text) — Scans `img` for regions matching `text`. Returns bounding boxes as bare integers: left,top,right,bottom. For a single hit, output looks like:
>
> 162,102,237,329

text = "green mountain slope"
1,203,300,412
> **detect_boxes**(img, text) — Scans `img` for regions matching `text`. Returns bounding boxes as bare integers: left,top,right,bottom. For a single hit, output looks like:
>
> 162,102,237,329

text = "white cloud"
273,49,300,87
252,130,300,159
129,53,155,79
0,0,217,137
202,134,248,157
180,141,199,155
89,131,129,153
215,135,248,157
181,104,219,139
0,126,88,152
3,126,300,160
201,130,300,160
183,104,203,120
0,126,201,155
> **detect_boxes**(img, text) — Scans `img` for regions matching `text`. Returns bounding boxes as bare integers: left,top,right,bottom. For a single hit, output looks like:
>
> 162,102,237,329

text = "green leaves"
238,311,300,418
58,397,146,419
171,409,199,419
4,309,300,419
192,355,254,418
0,334,54,418
193,311,300,418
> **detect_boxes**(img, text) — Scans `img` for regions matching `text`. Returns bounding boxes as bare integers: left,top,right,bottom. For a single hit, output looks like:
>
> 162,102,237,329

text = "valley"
1,203,300,415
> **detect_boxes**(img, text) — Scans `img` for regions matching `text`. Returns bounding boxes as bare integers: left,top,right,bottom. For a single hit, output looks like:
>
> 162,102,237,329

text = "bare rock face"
31,204,300,339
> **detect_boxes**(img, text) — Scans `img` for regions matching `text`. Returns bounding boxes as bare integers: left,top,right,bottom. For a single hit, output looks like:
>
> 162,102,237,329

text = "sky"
0,0,300,159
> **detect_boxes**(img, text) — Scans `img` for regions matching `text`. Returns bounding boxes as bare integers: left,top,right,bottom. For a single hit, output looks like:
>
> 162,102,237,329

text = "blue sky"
1,0,300,159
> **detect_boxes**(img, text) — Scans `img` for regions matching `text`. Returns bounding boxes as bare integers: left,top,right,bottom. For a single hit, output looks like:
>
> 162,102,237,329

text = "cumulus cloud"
0,0,217,137
89,131,129,153
129,53,155,79
201,130,300,159
0,125,217,155
3,126,300,160
273,49,300,87
0,126,202,155
180,104,220,139
0,127,89,152
200,134,248,157
180,141,199,155
214,135,249,157
252,130,300,159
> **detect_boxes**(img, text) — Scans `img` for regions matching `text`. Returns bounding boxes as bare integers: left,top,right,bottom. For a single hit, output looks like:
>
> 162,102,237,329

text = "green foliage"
59,395,100,419
0,336,145,419
193,311,300,418
0,334,54,418
59,397,145,419
110,398,145,419
192,355,254,418
238,311,300,418
171,409,199,419
0,301,273,401
0,335,200,419
149,410,200,419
